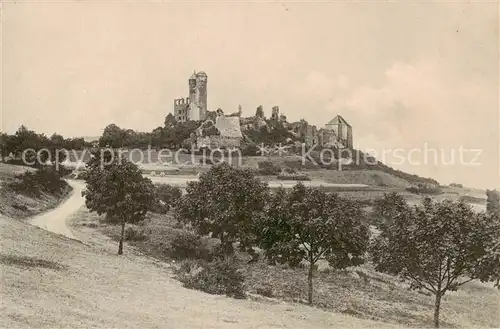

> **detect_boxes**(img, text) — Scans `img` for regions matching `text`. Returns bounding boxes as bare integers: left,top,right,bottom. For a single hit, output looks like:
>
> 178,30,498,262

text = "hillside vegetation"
78,210,500,328
0,163,71,218
72,161,499,329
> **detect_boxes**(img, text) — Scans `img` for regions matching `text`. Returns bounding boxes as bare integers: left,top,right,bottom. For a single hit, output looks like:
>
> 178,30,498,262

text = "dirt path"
29,180,86,240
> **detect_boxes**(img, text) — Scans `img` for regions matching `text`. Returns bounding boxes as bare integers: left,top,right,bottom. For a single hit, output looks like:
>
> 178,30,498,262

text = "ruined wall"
175,71,208,122
173,98,190,123
271,106,280,120
197,136,241,149
196,72,208,120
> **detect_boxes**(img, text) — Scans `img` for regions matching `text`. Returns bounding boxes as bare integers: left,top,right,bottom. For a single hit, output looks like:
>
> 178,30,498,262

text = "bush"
257,161,281,175
405,184,442,195
73,170,89,180
241,143,259,156
124,226,147,241
175,258,246,299
168,231,212,261
199,158,215,165
57,165,74,177
6,165,68,197
276,172,311,181
255,283,275,298
284,159,318,170
153,184,182,213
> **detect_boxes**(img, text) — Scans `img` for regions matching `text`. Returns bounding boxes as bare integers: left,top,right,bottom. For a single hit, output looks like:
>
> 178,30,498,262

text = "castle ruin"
173,71,208,122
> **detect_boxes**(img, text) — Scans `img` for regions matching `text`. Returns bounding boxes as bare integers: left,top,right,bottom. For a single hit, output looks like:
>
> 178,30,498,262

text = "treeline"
99,114,199,149
82,156,500,328
0,125,92,165
2,118,440,187
98,113,296,150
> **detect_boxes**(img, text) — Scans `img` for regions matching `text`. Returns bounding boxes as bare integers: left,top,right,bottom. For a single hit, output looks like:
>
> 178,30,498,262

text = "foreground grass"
1,211,396,329
82,210,500,328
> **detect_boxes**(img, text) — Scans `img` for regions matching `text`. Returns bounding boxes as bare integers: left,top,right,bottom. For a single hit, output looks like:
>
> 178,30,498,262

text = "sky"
1,1,499,189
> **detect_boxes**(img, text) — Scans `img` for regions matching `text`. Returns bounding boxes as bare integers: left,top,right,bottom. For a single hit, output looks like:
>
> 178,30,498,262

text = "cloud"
294,59,498,187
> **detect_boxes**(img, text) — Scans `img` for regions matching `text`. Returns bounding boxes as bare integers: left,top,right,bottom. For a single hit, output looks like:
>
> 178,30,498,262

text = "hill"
72,209,499,328
0,214,398,329
0,163,71,218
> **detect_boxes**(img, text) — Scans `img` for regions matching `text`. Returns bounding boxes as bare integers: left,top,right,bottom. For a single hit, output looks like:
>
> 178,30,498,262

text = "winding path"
30,180,85,239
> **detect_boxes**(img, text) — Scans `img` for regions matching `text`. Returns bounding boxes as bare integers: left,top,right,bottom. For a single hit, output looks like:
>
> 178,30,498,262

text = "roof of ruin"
215,115,243,138
327,115,351,127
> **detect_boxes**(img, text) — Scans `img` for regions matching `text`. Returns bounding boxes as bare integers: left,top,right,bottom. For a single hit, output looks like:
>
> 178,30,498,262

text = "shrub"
176,258,246,299
255,283,275,298
12,203,28,211
73,170,88,180
6,165,68,197
57,165,74,177
459,195,484,204
405,184,442,195
199,158,215,165
241,143,259,156
168,231,212,261
257,161,281,176
153,184,182,213
124,226,147,241
276,172,311,181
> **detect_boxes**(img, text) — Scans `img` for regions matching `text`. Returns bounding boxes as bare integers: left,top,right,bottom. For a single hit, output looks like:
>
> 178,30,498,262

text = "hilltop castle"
171,71,353,149
173,71,208,122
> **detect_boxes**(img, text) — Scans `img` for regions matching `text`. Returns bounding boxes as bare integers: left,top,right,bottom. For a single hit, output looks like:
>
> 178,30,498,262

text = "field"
0,163,34,181
76,210,500,328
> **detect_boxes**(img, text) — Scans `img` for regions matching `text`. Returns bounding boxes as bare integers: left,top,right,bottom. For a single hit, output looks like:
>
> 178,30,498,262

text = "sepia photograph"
1,1,499,328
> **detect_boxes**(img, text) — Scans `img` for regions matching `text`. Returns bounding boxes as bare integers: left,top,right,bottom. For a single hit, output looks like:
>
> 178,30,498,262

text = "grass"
306,170,411,188
0,164,73,219
0,254,68,271
81,209,500,328
458,195,486,205
0,208,396,329
0,163,35,180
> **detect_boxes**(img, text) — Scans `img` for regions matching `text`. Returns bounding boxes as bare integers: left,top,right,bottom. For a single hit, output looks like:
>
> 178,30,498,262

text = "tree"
66,137,87,150
48,133,67,164
486,189,500,215
370,198,500,328
173,121,200,149
0,132,13,161
164,113,177,128
371,192,409,228
483,191,500,288
175,163,269,255
82,151,156,255
99,124,125,148
154,184,182,213
259,184,369,305
50,133,65,146
7,126,50,165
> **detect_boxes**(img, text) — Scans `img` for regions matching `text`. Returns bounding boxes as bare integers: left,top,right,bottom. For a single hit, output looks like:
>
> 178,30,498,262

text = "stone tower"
271,106,280,120
188,71,208,121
